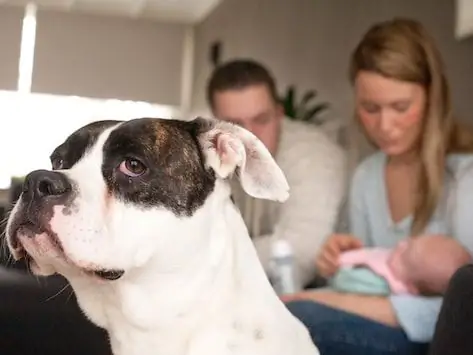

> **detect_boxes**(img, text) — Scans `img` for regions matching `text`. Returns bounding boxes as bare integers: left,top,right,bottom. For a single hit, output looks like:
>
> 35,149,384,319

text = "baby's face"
387,236,449,292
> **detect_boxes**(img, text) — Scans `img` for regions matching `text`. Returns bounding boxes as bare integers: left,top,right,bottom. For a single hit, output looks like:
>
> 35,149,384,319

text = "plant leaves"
297,90,321,119
280,85,330,124
282,86,297,118
300,90,317,107
302,103,330,123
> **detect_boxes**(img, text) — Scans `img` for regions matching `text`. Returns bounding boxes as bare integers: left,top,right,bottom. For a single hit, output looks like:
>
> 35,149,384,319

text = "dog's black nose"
22,170,72,203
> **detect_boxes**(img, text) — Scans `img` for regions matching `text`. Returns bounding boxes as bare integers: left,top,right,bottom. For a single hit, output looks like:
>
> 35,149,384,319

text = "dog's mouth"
92,269,125,281
10,223,125,282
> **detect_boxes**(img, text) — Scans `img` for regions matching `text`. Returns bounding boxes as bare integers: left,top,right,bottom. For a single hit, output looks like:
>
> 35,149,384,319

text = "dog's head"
6,117,289,281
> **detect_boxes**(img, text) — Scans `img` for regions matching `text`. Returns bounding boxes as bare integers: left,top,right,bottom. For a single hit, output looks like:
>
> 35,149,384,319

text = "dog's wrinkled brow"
100,118,217,216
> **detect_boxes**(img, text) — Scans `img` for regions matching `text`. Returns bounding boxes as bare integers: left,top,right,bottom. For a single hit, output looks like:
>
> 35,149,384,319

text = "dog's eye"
119,158,147,177
51,158,64,170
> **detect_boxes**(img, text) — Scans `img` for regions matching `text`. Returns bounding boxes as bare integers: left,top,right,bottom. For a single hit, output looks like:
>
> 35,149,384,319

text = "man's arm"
253,140,347,287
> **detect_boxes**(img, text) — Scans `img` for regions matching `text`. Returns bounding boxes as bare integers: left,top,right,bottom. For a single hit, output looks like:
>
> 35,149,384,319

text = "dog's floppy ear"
190,117,289,202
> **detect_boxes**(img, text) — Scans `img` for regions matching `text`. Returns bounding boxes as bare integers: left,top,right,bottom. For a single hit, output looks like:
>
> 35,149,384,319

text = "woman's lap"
286,300,429,355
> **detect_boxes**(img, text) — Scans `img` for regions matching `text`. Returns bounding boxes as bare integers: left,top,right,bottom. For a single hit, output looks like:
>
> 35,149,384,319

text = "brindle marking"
101,118,216,216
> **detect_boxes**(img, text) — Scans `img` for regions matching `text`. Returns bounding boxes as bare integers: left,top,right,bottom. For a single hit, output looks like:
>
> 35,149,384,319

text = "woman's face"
354,71,427,157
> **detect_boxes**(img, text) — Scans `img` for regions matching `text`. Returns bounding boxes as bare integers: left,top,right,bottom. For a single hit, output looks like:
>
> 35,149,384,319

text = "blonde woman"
285,18,473,354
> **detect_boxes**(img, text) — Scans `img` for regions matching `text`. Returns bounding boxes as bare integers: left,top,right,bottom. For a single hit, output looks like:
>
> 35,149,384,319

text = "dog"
6,117,319,355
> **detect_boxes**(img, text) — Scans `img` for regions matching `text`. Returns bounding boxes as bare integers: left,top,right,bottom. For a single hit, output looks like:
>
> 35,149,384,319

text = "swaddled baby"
331,235,472,296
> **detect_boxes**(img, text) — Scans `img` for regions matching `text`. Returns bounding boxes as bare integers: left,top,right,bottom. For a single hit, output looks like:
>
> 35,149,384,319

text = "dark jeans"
286,300,429,355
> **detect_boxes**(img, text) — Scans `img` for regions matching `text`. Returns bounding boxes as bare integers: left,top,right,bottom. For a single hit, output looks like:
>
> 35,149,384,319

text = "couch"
0,206,112,355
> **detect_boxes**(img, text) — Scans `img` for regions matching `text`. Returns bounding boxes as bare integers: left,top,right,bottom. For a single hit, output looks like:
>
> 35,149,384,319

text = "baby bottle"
270,238,300,296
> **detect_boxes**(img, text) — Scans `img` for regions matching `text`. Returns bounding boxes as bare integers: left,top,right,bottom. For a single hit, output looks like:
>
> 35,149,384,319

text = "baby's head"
388,235,472,295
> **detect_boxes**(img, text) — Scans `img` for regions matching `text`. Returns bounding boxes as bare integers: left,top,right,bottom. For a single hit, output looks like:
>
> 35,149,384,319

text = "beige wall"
192,0,473,161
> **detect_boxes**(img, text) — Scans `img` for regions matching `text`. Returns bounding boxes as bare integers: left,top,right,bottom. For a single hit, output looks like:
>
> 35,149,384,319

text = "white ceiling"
3,0,223,23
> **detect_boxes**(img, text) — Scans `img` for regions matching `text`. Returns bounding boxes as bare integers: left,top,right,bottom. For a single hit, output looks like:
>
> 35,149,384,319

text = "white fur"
6,119,319,355
199,119,290,202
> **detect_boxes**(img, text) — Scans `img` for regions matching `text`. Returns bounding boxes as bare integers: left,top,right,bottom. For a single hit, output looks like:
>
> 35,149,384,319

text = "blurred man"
206,59,347,288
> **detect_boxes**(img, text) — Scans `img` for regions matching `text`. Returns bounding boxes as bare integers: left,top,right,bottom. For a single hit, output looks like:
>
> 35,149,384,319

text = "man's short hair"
206,59,279,108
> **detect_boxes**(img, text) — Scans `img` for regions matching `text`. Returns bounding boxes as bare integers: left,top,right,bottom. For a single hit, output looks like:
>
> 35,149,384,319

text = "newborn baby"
333,235,472,296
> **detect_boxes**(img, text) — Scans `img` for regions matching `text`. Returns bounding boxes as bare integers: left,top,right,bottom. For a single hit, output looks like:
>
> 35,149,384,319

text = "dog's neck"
69,181,276,355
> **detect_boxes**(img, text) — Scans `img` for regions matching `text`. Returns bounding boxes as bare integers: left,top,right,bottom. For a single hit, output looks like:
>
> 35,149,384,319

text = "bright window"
0,4,179,189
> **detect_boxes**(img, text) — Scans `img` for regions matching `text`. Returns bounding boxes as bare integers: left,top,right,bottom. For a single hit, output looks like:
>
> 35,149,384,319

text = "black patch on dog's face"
101,118,216,216
50,120,123,170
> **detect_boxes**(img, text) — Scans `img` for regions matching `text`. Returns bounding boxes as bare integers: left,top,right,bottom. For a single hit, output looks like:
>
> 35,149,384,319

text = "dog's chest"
109,328,193,355
109,323,275,355
187,324,273,355
102,298,280,355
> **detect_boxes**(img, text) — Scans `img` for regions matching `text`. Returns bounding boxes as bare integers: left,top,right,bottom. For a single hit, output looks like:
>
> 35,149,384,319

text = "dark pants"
429,264,473,355
286,300,429,355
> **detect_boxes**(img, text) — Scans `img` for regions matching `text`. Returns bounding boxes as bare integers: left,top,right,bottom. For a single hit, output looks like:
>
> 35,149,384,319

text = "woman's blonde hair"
349,18,473,236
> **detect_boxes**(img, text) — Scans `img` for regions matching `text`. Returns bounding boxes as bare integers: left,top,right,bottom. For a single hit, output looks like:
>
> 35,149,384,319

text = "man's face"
211,84,283,155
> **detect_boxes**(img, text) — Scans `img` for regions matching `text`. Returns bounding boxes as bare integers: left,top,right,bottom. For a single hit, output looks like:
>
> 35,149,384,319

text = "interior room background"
0,0,472,205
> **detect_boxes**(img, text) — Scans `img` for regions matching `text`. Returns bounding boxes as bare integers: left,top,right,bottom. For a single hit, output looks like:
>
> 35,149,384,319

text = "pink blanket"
338,248,412,294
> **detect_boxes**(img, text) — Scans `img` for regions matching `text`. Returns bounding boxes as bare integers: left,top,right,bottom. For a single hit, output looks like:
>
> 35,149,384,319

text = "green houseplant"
280,85,330,125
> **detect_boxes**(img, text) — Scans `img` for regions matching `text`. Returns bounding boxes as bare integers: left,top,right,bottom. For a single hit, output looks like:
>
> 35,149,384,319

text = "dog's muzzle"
9,169,73,248
9,170,125,281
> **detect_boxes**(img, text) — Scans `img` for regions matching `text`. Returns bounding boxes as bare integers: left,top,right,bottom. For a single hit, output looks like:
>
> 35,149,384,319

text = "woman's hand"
315,234,363,278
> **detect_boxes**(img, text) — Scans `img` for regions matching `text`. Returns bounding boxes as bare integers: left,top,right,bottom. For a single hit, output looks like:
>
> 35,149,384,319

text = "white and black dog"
6,117,319,355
